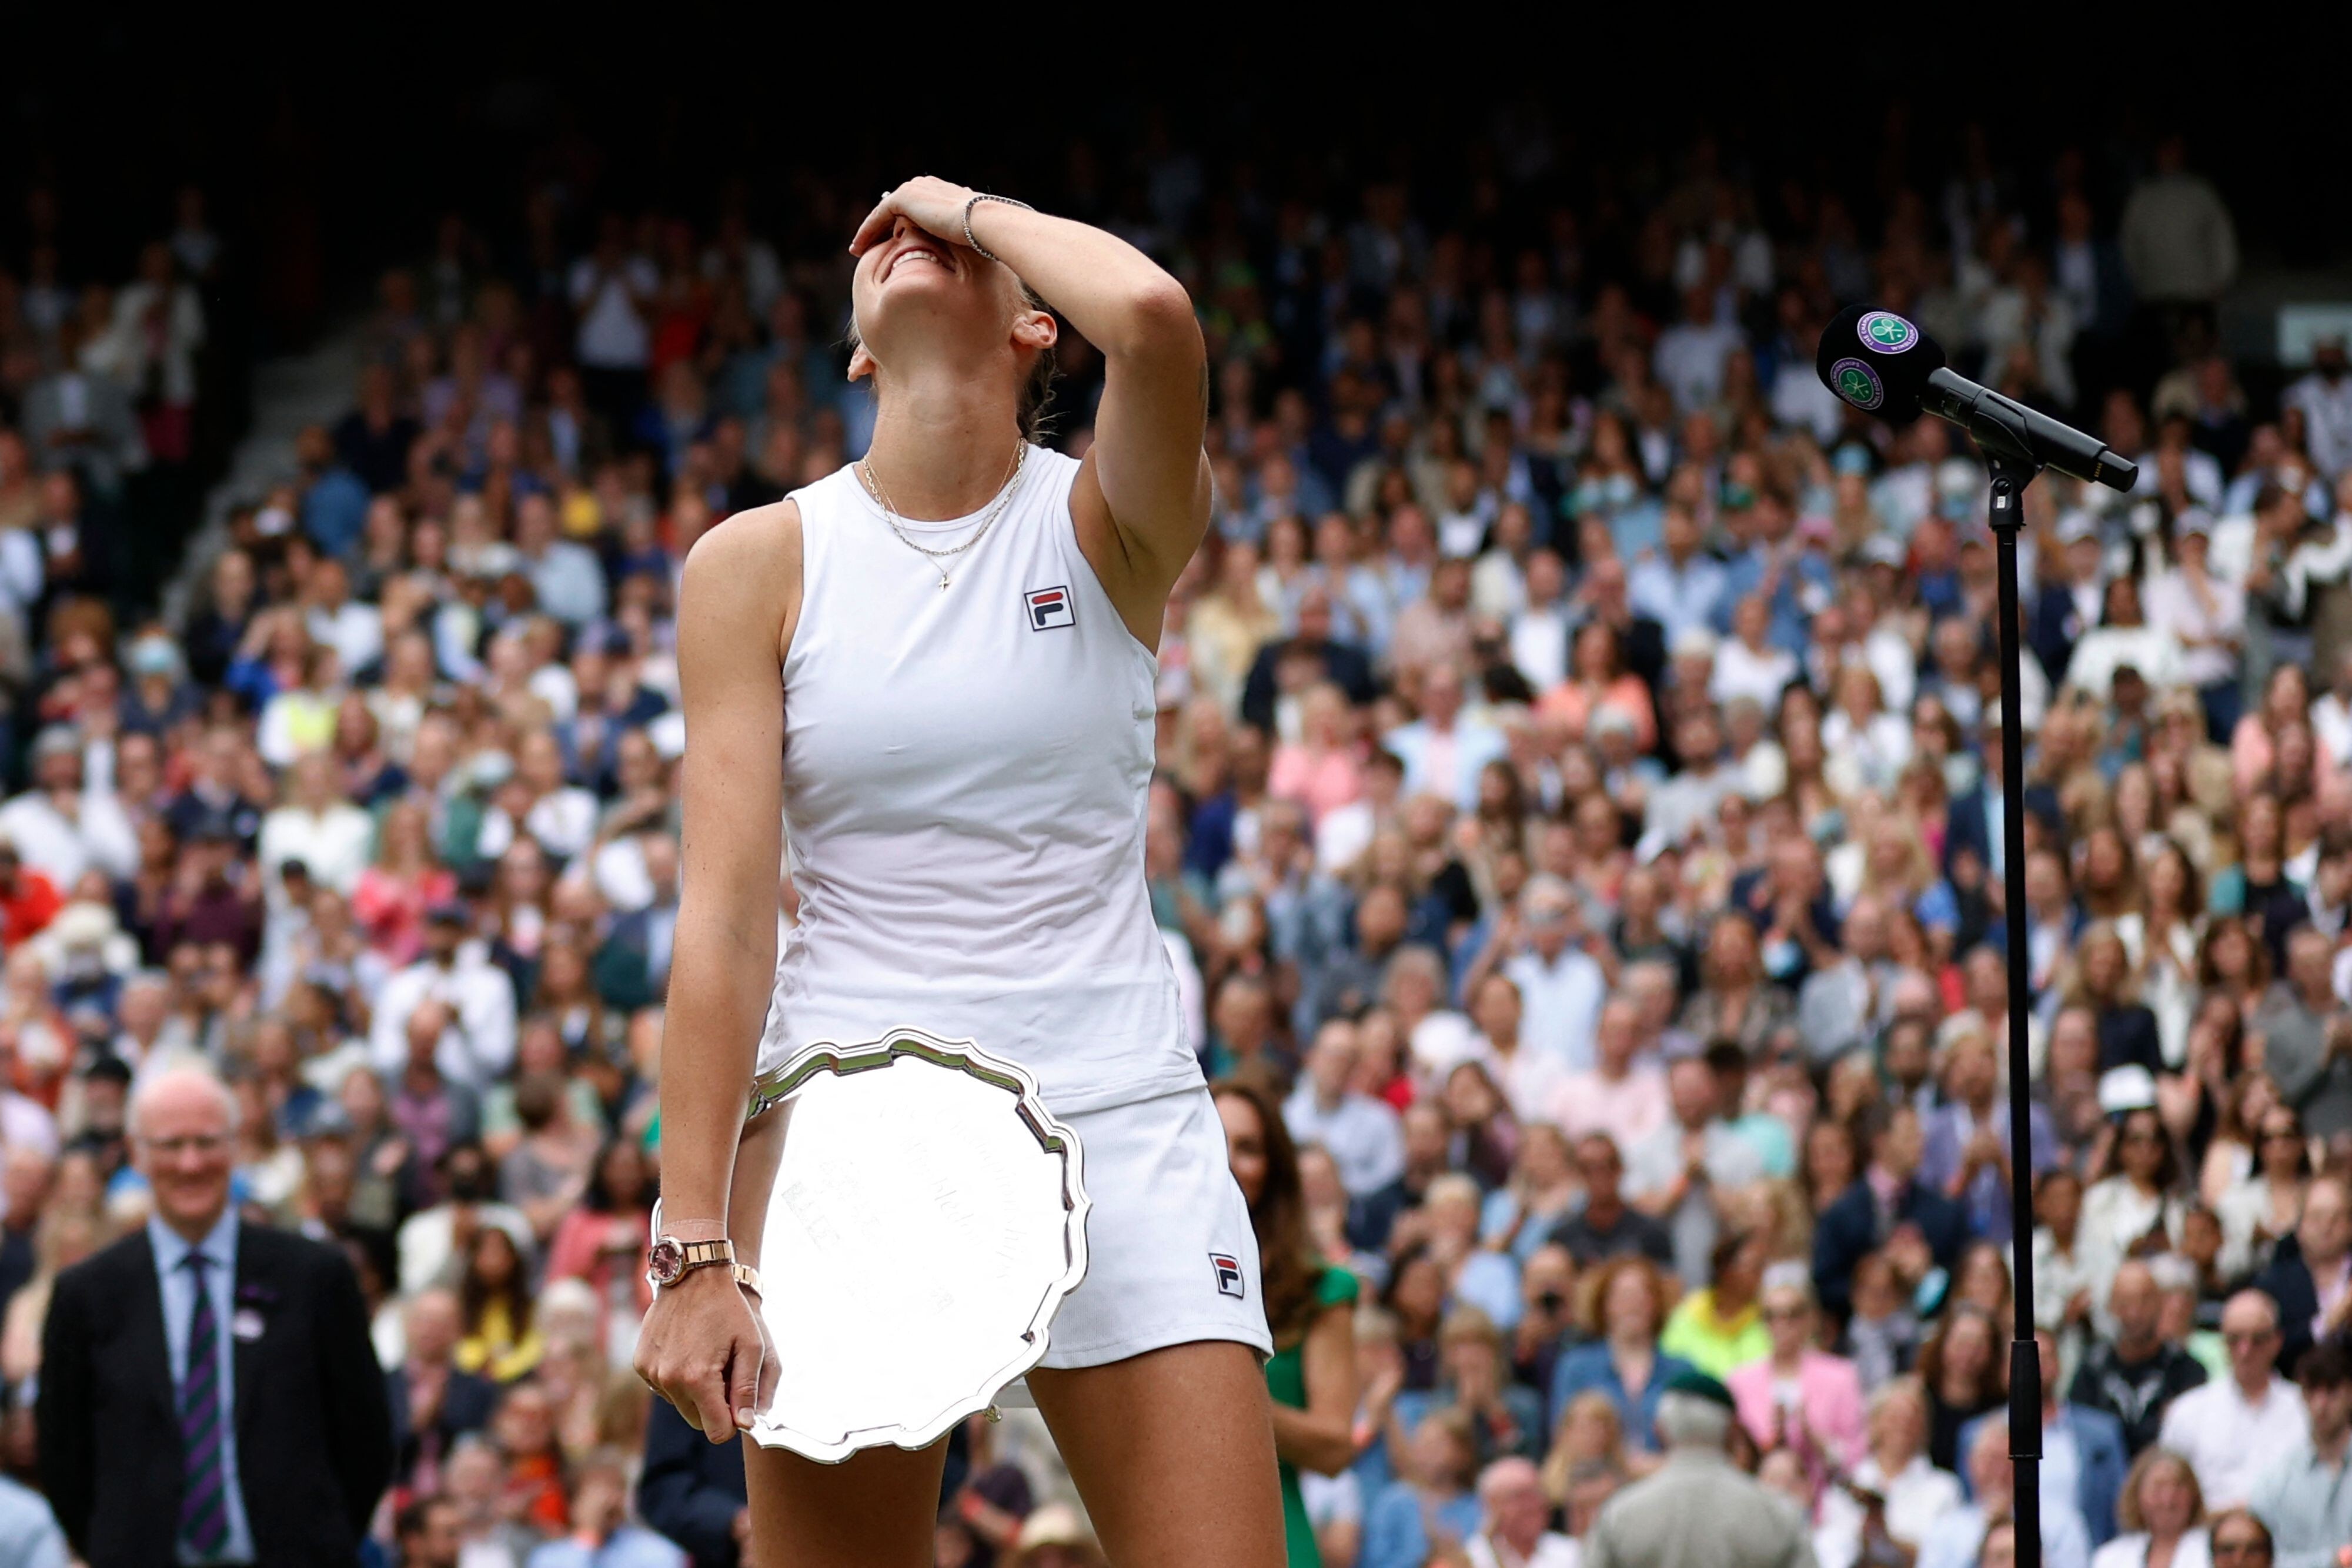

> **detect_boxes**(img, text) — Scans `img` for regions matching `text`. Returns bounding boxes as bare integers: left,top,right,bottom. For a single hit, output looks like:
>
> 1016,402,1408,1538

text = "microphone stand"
1986,447,2043,1568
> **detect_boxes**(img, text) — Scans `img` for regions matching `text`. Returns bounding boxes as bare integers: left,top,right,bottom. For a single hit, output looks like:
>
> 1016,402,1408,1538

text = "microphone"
1815,305,2137,493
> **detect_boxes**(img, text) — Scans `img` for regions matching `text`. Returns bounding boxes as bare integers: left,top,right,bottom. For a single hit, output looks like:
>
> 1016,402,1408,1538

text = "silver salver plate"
738,1027,1089,1463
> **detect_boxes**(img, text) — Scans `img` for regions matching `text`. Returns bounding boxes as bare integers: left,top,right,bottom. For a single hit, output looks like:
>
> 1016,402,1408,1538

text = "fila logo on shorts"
1024,585,1075,631
1210,1252,1246,1299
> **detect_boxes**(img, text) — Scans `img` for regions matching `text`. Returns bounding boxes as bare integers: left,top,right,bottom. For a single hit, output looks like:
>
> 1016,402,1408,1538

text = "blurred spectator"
2251,1174,2351,1379
522,1446,684,1567
2090,1446,2208,1568
1465,1455,1577,1568
2156,1291,2307,1509
636,1399,746,1568
1008,1503,1106,1568
2120,137,2239,327
1549,1254,1690,1459
1728,1263,1865,1468
2206,1509,2274,1567
1919,1416,2093,1568
1285,1018,1406,1198
372,906,520,1091
1361,1408,1482,1568
1957,1330,2128,1546
2070,1259,2210,1457
389,1284,498,1495
0,1446,68,1568
1549,1131,1673,1269
1813,1376,1962,1568
1578,1372,1814,1568
2241,1341,2352,1567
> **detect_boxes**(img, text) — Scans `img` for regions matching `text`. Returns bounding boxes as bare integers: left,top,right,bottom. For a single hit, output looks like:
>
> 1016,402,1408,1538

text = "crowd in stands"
2,115,2352,1568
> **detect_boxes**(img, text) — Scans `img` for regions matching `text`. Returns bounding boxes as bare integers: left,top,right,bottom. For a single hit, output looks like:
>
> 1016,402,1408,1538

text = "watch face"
647,1238,684,1286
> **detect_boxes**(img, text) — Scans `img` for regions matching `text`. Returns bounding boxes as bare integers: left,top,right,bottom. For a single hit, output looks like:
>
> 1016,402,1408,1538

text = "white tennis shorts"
1034,1085,1274,1369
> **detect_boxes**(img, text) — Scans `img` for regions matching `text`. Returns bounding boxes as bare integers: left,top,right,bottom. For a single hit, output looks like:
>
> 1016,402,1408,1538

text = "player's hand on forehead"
849,176,981,258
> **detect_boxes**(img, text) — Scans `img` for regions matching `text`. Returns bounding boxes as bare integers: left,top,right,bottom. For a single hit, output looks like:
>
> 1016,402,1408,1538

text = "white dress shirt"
368,949,520,1091
1468,1530,1581,1568
2156,1374,2307,1508
1502,946,1607,1072
475,787,600,870
0,786,137,887
1815,1452,1963,1568
305,600,384,676
1509,603,1572,693
258,802,376,903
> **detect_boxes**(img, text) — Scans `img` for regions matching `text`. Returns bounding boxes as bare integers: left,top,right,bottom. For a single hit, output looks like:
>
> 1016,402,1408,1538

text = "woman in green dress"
1215,1078,1361,1568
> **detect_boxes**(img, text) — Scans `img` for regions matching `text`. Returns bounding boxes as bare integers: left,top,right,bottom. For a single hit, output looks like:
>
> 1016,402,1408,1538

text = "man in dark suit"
1942,717,2064,881
1238,585,1375,732
386,1285,498,1492
594,834,681,1013
1813,1101,1968,1320
2026,513,2106,686
2254,1174,2352,1376
638,1396,750,1567
38,1061,393,1567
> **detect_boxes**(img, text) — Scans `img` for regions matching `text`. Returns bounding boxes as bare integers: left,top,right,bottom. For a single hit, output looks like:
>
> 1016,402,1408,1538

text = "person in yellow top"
1659,1229,1771,1380
451,1225,546,1383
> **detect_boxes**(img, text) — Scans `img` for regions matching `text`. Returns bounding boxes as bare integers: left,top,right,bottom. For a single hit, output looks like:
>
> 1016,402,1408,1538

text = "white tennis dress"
757,444,1269,1368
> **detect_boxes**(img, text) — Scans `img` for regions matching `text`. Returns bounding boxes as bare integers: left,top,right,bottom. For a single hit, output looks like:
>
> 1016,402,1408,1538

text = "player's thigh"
1027,1339,1285,1568
743,1434,948,1568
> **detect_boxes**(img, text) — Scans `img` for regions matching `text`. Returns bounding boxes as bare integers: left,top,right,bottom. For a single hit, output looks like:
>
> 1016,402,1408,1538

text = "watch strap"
732,1261,764,1296
673,1236,734,1271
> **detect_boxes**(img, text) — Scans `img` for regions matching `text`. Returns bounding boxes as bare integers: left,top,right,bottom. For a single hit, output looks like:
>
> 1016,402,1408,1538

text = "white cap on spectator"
2097,1064,2160,1115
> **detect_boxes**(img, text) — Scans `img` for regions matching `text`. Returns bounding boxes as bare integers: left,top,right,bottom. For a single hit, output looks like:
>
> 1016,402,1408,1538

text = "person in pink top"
1266,681,1365,827
349,798,456,966
1728,1263,1866,1470
2233,664,2343,798
1538,618,1656,752
1548,997,1668,1149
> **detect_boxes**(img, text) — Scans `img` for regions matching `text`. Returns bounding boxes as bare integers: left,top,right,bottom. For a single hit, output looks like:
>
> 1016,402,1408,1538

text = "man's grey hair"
1521,874,1576,913
128,1058,242,1141
1655,1390,1733,1450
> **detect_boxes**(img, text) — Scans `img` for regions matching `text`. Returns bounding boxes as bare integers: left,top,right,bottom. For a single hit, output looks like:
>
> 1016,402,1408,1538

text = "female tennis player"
633,176,1283,1566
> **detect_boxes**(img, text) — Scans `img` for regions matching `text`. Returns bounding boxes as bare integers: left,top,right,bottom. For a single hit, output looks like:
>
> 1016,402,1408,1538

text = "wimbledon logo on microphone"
1858,311,1920,354
1830,358,1884,411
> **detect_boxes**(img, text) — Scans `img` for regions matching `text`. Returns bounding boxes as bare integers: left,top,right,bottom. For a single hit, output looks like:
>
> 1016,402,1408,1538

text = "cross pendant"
938,577,951,591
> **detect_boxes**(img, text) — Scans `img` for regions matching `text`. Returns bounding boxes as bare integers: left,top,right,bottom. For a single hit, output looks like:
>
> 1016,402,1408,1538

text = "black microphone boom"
1815,305,2136,492
1919,367,2136,491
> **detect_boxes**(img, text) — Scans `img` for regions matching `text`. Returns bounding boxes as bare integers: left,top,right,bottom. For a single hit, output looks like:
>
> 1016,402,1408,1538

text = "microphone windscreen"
1815,305,1947,426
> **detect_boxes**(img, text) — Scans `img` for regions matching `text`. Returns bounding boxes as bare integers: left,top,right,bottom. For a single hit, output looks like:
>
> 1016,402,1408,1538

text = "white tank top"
755,447,1198,1115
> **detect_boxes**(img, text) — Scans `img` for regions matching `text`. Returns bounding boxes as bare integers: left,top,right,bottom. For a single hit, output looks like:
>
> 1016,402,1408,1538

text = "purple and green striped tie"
177,1253,230,1559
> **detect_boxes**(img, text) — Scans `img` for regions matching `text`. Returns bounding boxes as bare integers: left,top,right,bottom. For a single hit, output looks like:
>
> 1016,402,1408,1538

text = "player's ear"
848,341,876,383
1012,307,1057,357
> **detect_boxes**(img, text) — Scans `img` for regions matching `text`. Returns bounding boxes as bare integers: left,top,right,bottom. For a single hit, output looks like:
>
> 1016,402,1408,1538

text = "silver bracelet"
961,193,1034,262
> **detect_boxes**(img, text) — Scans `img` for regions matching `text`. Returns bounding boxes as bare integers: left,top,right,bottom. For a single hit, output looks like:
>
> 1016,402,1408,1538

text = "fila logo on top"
1211,1252,1246,1299
1024,585,1075,631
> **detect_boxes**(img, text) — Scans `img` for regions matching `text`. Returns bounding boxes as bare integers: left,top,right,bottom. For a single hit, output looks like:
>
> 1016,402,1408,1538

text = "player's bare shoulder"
679,497,805,670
